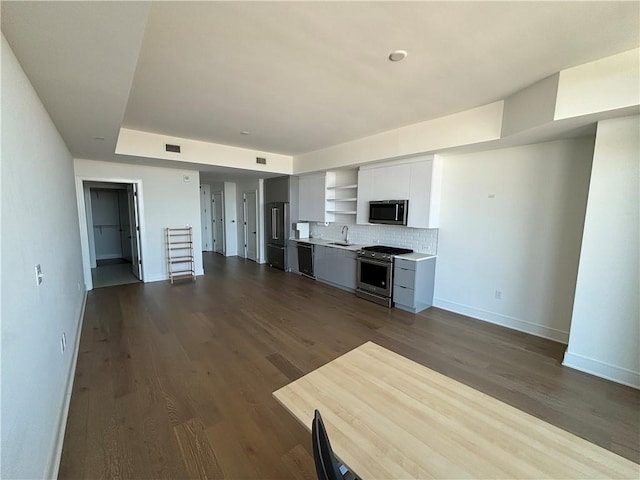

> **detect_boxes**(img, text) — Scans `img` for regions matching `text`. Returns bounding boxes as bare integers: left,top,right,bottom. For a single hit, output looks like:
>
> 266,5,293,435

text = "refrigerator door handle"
272,207,278,239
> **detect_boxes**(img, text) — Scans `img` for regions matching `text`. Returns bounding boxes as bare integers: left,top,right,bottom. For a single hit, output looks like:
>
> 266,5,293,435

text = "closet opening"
81,181,143,289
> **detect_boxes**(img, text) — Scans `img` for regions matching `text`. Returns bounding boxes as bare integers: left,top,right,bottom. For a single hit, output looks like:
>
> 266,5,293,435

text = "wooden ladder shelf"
166,227,195,284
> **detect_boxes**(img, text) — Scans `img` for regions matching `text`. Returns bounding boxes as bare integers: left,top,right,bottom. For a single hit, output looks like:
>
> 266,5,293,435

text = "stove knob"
370,253,375,257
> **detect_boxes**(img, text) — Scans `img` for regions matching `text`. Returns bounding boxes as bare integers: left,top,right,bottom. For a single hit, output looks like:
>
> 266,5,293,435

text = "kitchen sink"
328,242,354,246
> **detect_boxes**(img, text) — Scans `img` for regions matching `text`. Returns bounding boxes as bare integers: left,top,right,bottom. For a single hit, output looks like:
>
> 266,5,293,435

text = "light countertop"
289,237,363,251
289,238,436,258
396,252,436,261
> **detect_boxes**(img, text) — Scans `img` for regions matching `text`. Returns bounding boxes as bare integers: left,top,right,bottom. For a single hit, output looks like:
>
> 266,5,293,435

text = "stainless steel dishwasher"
297,242,314,278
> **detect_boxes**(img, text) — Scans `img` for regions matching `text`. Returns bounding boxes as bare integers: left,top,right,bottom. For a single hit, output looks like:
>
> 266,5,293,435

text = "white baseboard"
433,298,569,344
46,290,87,479
563,352,640,389
144,269,204,283
144,273,169,283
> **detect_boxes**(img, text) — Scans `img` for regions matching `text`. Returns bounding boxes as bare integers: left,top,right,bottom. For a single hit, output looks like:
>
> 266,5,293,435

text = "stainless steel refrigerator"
266,202,289,270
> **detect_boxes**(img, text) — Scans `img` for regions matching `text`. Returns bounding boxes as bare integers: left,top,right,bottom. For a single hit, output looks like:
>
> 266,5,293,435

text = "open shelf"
166,226,195,284
326,184,357,190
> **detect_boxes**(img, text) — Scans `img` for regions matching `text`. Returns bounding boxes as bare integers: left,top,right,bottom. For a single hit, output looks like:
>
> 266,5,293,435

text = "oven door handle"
357,257,393,267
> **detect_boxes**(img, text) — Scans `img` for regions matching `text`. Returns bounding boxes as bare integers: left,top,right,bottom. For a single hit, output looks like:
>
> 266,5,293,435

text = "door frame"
243,190,259,261
75,176,147,290
212,191,225,255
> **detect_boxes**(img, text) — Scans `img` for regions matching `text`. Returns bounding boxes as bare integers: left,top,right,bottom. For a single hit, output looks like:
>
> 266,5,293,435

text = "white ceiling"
1,1,150,160
2,1,639,164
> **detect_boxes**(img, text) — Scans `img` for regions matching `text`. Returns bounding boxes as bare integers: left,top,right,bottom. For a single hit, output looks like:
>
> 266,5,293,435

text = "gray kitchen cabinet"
288,239,300,274
314,245,357,292
393,256,436,313
298,173,327,222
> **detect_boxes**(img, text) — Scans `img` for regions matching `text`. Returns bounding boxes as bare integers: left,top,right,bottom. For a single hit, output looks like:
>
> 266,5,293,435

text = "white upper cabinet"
356,168,375,224
372,163,411,200
298,173,327,222
357,156,442,228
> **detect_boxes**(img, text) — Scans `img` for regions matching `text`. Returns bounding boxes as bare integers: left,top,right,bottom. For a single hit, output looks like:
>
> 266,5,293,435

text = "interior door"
200,185,212,251
212,191,225,254
127,184,143,279
118,189,132,261
244,191,258,261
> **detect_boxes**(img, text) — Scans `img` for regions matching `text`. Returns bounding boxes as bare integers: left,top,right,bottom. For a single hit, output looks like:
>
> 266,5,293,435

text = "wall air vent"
256,157,266,165
165,143,181,153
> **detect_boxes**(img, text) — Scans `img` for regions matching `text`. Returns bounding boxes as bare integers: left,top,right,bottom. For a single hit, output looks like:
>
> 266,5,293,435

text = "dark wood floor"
59,253,639,479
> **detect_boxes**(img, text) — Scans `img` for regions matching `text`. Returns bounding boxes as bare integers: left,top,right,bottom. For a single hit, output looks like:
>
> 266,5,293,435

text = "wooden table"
273,341,638,479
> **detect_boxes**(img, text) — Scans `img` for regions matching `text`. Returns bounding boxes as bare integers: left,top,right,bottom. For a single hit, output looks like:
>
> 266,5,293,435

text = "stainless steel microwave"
369,200,408,225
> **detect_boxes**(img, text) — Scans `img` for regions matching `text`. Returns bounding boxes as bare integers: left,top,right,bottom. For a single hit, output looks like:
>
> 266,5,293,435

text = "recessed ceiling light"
240,131,250,135
388,50,408,62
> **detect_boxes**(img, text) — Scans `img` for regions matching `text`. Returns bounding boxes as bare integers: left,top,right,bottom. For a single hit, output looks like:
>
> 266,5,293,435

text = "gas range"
357,245,414,262
356,245,414,307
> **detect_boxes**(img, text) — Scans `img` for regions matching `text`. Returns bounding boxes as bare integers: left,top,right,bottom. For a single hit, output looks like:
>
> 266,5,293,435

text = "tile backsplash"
309,223,438,255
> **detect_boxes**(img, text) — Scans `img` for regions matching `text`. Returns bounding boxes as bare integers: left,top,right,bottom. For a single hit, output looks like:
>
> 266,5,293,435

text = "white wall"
555,49,640,120
293,101,504,174
116,127,293,174
1,35,86,479
74,159,204,283
433,137,595,343
564,115,640,388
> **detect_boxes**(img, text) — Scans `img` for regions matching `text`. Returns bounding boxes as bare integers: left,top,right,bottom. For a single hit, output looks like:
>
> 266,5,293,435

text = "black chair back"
312,409,344,480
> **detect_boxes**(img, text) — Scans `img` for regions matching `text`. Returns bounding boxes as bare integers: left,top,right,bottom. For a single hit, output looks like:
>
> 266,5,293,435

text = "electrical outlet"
495,290,502,300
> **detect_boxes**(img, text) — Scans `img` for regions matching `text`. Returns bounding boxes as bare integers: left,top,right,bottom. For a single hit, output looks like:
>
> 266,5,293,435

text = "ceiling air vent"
256,157,266,165
165,143,181,153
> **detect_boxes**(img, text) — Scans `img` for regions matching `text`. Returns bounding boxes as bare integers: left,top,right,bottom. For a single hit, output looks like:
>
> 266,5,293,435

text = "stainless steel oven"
356,256,393,306
356,246,413,307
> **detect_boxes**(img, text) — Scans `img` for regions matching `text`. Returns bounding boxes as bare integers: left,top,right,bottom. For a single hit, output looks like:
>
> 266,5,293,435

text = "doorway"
200,185,213,251
212,191,225,255
81,181,143,289
243,191,258,262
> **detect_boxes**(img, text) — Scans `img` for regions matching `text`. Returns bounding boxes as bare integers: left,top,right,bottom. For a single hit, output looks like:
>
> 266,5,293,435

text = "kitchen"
266,156,440,313
3,2,638,478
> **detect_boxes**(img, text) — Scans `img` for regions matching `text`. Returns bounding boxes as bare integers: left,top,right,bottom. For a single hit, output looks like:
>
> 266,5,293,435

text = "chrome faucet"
341,225,349,244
